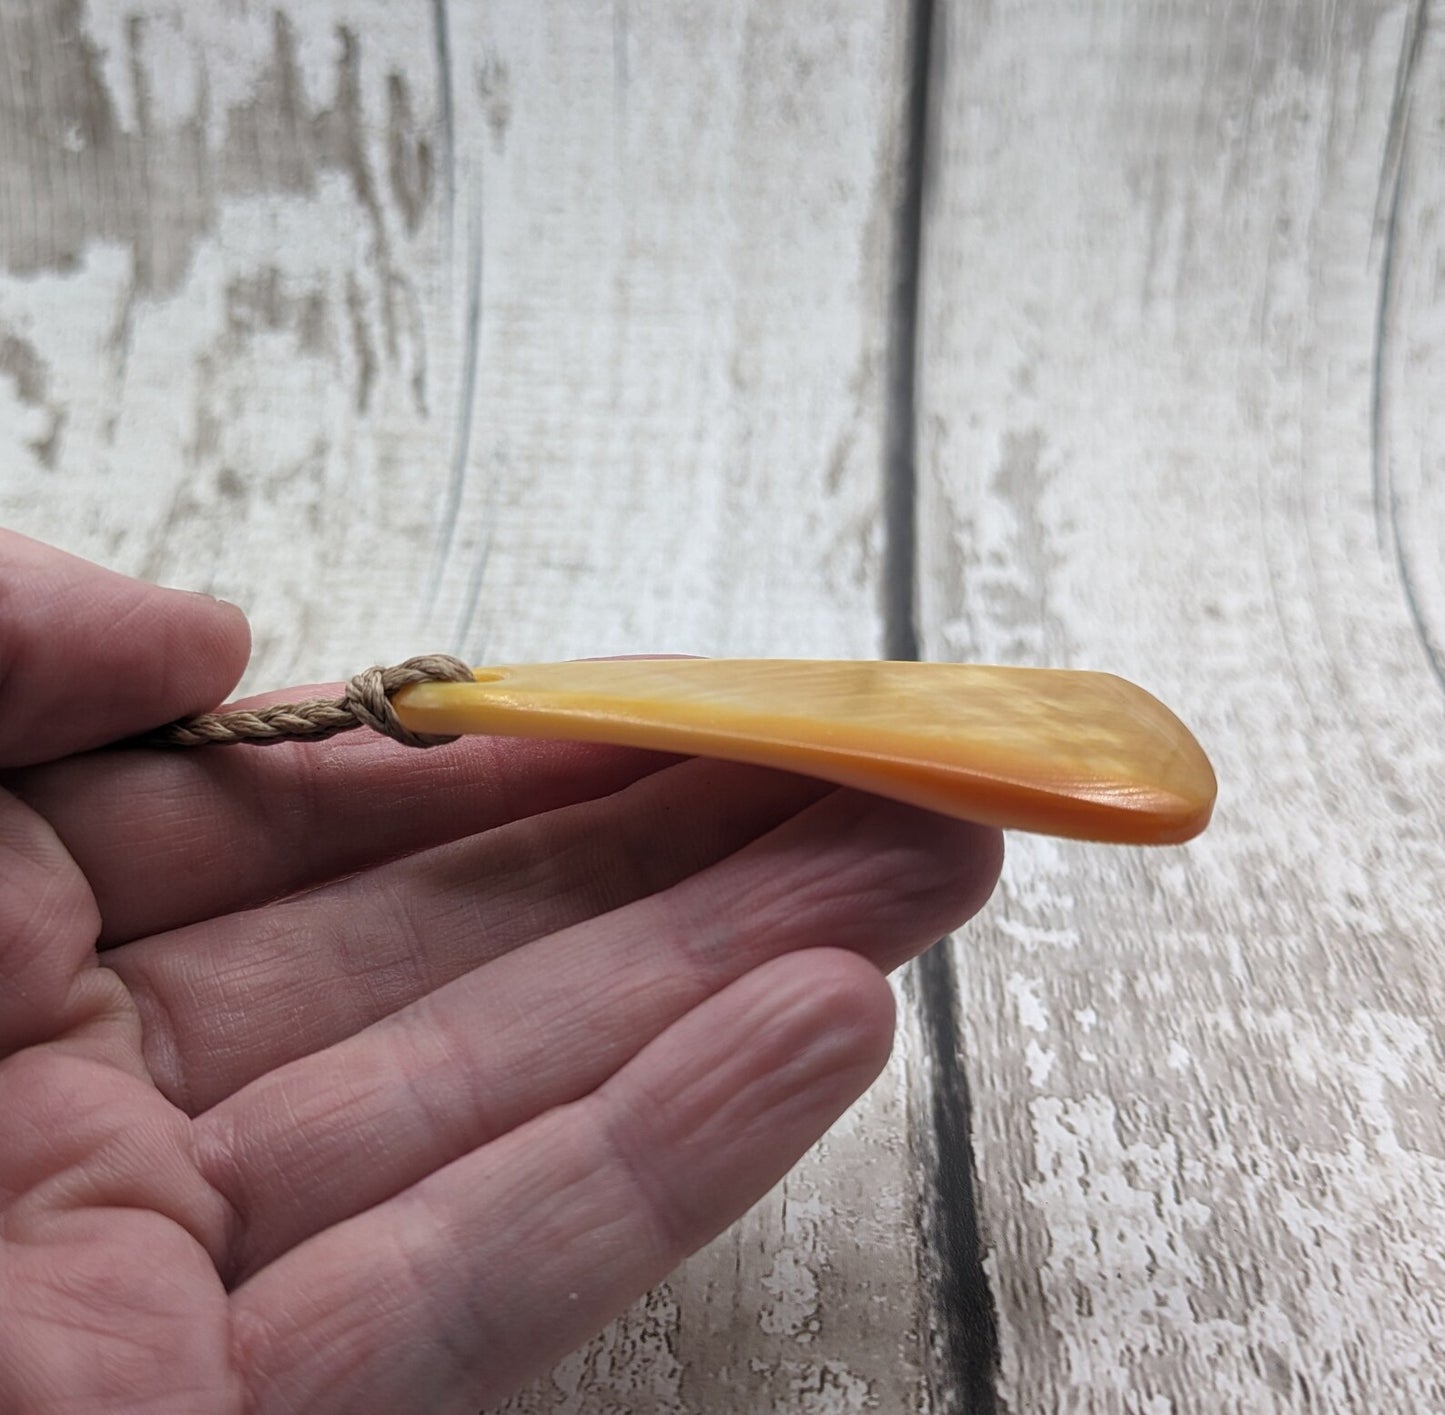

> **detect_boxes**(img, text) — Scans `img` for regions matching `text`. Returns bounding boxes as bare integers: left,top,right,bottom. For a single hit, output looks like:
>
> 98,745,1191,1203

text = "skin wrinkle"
201,1081,355,1290
573,1097,684,1271
628,960,896,1196
391,999,493,1176
245,953,899,1414
111,758,833,1112
226,933,983,1409
25,732,681,949
0,794,98,1037
13,709,683,940
203,793,986,1281
330,878,434,1021
2,1064,232,1272
583,1004,799,1272
421,1108,645,1349
120,957,193,1115
395,1218,487,1407
36,787,990,1277
676,794,973,976
189,1106,256,1293
209,1023,494,1289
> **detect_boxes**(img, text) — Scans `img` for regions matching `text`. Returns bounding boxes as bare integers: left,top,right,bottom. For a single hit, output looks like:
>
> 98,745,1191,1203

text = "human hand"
0,531,1002,1413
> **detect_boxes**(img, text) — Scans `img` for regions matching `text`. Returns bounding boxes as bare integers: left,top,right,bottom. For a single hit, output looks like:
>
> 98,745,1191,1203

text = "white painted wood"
918,1,1445,1409
0,2,929,1410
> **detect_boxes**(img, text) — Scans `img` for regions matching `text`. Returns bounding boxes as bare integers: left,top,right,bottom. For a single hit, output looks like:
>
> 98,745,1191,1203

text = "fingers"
0,533,214,1050
113,758,830,1108
195,792,1000,1278
0,531,250,767
7,703,681,945
230,948,895,1415
0,789,99,1052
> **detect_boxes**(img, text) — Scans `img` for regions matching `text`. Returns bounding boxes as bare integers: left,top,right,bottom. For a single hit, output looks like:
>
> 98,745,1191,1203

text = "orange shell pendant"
392,659,1215,845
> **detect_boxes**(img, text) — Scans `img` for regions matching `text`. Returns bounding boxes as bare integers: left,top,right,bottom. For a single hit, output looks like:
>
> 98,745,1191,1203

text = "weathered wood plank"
0,2,931,1410
1376,2,1445,694
917,1,1445,1409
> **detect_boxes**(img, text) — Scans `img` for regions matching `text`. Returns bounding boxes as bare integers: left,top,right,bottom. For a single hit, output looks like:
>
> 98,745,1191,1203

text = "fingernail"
184,590,243,611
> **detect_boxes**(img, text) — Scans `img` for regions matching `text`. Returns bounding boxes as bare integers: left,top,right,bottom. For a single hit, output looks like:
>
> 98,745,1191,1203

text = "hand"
0,531,1001,1414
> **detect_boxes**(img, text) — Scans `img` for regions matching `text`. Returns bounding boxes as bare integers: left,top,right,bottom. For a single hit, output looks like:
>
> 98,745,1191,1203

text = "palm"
0,536,1001,1414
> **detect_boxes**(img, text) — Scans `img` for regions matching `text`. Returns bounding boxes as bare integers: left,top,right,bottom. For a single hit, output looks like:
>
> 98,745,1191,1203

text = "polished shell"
393,659,1216,844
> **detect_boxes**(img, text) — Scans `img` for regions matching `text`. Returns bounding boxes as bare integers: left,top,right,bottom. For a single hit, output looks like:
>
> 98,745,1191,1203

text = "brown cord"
144,654,477,749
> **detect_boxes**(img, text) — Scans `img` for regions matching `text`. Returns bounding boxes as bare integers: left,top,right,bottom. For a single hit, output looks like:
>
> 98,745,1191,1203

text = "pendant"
391,659,1215,845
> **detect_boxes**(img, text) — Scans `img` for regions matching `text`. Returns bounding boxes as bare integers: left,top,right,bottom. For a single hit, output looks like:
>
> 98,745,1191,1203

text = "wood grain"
7,0,1441,1409
917,1,1445,1409
0,2,933,1411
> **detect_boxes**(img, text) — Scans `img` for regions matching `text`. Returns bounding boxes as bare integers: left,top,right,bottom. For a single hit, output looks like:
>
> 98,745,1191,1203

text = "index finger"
6,712,677,945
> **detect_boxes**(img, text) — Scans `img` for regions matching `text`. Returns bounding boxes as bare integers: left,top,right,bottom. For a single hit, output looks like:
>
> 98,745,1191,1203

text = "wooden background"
2,1,1443,1410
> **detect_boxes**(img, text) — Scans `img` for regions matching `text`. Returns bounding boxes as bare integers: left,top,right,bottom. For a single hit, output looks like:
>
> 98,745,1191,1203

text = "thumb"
0,532,251,767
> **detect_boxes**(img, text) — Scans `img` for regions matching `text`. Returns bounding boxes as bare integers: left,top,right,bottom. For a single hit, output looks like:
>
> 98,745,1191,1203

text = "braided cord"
144,654,476,749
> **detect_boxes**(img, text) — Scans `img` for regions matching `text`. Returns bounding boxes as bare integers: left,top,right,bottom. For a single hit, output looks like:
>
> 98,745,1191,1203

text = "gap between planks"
885,1,1001,1410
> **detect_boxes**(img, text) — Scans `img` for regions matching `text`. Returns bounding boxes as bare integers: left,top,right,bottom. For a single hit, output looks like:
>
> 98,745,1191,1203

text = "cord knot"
342,655,477,748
